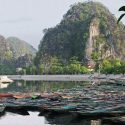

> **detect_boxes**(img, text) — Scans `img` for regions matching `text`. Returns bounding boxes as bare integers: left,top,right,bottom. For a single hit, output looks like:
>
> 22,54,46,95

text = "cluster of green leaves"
117,6,125,23
0,63,16,75
63,57,89,74
24,57,90,75
22,57,125,75
101,59,125,74
16,65,37,75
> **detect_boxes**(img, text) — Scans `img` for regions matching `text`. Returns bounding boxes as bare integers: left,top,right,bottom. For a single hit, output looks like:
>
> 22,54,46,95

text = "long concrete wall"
3,74,123,82
4,74,123,82
7,75,91,81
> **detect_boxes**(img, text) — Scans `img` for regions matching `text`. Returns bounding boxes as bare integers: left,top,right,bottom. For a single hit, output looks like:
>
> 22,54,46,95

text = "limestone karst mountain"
36,1,125,66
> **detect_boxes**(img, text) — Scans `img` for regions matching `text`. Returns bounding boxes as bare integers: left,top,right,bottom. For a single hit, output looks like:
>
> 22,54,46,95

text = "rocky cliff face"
0,35,13,61
85,18,99,60
36,1,125,65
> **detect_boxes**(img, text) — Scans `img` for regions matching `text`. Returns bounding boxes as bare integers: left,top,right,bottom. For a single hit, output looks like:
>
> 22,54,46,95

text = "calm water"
0,80,124,125
0,81,85,93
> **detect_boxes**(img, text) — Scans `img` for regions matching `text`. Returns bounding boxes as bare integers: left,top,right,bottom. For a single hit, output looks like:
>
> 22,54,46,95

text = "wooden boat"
104,116,125,125
4,102,21,109
0,93,13,98
75,108,125,117
44,113,77,124
0,76,13,83
13,94,30,99
45,105,77,113
6,108,30,116
41,93,62,99
0,104,5,113
61,95,73,99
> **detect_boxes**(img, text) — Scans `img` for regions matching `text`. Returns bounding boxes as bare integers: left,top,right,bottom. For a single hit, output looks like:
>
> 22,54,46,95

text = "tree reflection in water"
0,82,9,89
0,80,86,93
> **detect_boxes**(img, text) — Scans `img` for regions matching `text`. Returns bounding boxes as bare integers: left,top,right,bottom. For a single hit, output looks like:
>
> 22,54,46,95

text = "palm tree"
117,6,125,23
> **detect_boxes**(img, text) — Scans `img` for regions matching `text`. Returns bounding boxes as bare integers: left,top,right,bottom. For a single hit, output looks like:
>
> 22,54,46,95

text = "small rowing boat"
0,76,13,83
0,93,13,98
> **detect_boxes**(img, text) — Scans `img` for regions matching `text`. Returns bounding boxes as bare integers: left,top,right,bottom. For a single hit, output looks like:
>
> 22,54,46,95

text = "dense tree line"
22,57,90,75
19,57,125,75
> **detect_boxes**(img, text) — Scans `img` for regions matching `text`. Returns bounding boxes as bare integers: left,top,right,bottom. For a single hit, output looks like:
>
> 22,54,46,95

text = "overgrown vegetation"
117,6,125,23
20,57,125,75
23,57,90,75
0,63,16,75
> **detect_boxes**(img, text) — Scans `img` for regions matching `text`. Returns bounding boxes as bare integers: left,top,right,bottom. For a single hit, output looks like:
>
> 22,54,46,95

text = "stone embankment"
5,74,125,82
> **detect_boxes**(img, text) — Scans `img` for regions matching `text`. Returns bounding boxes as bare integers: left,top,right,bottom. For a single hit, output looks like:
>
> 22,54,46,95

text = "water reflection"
0,80,86,93
0,82,9,89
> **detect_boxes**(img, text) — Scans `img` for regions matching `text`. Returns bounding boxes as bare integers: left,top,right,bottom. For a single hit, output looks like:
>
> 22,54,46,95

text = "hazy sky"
0,0,124,49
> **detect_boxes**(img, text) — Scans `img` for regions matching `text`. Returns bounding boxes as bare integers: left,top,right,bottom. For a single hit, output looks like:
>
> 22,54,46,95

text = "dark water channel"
0,80,125,125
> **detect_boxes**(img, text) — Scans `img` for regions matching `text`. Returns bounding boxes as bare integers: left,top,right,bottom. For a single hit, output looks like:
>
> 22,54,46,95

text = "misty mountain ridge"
0,34,36,74
7,36,36,58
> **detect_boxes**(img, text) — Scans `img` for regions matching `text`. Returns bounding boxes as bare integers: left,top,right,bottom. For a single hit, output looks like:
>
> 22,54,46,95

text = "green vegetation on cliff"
26,56,90,75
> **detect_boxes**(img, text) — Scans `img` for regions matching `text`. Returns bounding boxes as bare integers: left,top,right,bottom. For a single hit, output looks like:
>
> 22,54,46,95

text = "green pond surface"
0,80,125,125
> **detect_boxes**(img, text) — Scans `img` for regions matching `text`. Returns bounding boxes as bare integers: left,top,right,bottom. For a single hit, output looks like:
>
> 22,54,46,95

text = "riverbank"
5,74,125,82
